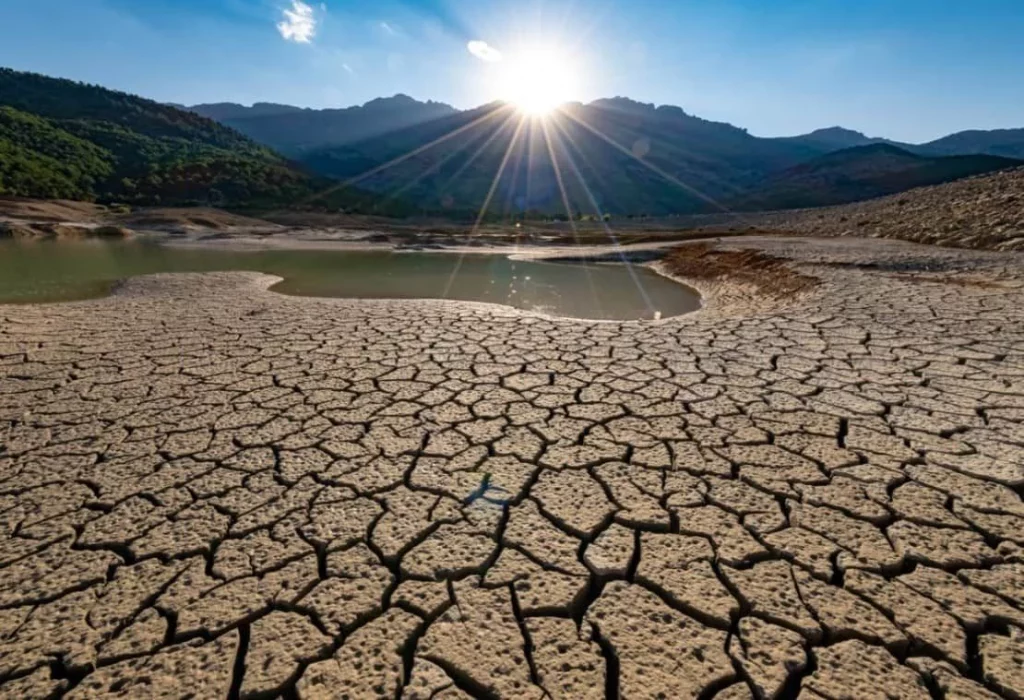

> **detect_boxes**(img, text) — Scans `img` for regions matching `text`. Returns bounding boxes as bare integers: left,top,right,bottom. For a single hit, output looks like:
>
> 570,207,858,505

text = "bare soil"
1,237,1021,698
661,242,820,298
116,207,283,232
0,197,107,222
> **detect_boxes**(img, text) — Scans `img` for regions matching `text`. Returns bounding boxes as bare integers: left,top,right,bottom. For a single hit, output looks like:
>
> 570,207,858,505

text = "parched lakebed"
1,236,1023,698
0,239,700,319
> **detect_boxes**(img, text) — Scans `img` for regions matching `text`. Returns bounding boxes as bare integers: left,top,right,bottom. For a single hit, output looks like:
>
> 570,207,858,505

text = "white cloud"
467,40,502,63
342,63,354,74
379,21,396,35
277,0,317,43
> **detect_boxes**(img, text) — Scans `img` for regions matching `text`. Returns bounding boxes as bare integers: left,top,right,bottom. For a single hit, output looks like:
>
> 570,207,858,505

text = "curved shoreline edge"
0,240,706,322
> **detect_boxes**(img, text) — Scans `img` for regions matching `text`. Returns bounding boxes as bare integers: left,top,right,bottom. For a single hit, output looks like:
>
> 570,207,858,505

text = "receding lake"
0,240,700,320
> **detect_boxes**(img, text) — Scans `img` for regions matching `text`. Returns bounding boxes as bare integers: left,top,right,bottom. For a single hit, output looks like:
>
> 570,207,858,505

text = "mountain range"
189,96,457,155
1,66,1021,218
190,95,1024,216
773,124,1024,160
189,97,1024,162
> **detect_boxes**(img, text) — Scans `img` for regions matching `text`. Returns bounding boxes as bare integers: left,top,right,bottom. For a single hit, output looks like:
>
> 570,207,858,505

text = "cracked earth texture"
1,237,1023,699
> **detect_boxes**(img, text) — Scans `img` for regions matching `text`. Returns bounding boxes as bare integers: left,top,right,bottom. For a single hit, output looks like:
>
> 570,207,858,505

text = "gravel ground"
715,166,1024,252
1,237,1023,698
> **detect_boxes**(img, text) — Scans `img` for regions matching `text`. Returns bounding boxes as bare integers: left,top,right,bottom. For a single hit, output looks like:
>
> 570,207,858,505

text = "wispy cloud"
467,40,502,63
379,21,396,35
342,63,354,74
277,0,317,43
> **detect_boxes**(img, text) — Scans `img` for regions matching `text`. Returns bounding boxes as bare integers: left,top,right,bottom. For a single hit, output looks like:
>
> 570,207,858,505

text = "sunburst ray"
441,113,529,299
539,118,604,315
384,108,521,208
305,104,516,206
547,115,657,314
556,107,747,220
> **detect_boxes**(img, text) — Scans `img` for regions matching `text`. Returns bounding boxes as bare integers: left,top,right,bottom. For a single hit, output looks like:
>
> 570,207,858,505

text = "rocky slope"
720,166,1024,251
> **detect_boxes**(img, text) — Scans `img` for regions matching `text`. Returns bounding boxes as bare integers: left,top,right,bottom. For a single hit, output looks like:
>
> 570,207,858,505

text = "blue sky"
1,0,1022,142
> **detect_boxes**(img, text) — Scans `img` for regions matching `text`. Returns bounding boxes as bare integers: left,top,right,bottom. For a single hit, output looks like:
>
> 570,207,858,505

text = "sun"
497,47,579,116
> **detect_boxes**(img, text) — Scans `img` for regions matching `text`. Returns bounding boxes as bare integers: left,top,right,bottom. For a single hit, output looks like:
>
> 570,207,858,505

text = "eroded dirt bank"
1,238,1023,698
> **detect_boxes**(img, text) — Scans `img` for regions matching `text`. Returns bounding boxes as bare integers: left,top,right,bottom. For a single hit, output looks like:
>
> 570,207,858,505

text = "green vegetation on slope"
0,106,113,199
8,66,1019,219
0,68,413,214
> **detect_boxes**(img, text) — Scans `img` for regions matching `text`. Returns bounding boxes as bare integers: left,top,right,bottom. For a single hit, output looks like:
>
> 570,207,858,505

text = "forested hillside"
0,106,113,200
0,68,405,213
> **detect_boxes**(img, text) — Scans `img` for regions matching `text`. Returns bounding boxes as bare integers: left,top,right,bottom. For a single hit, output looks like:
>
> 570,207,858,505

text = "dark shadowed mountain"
729,143,1021,211
780,126,1024,161
189,95,457,156
4,66,1022,218
289,97,1023,216
188,102,304,121
0,68,411,213
298,97,832,216
774,126,900,152
916,128,1024,159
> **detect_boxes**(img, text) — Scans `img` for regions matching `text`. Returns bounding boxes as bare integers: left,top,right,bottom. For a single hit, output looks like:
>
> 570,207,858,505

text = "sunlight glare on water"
0,240,700,321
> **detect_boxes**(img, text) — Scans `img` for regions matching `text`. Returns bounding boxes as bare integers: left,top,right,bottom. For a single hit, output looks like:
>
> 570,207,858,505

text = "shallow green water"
0,239,700,320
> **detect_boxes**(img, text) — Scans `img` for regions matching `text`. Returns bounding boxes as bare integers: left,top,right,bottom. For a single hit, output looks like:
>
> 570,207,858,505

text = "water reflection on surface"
0,240,700,320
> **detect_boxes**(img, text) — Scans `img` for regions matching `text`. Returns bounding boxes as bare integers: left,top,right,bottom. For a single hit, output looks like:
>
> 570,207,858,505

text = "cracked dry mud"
1,236,1023,699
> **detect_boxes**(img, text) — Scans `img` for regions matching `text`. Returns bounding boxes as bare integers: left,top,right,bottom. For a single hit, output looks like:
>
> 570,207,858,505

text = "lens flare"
497,47,578,116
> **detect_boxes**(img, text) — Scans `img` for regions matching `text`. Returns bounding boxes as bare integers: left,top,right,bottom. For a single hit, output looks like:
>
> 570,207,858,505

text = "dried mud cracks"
1,238,1023,699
